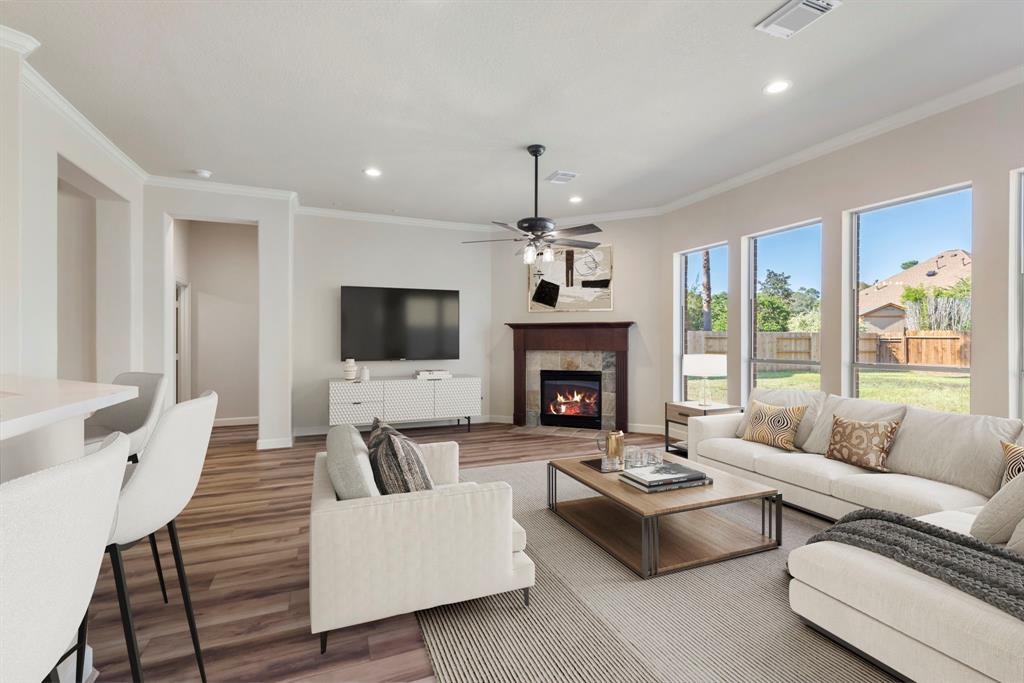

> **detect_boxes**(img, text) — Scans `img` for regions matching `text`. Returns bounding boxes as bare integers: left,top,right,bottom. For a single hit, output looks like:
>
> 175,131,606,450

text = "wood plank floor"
87,423,662,682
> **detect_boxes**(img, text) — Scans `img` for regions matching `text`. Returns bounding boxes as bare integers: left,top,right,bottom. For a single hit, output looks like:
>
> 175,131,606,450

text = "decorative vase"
360,366,371,382
343,358,358,381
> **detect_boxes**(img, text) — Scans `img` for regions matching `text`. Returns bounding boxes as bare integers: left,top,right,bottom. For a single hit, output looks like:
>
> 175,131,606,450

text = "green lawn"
687,370,970,413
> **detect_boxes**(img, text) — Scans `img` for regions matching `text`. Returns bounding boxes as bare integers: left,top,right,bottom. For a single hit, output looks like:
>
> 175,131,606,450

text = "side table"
665,400,742,457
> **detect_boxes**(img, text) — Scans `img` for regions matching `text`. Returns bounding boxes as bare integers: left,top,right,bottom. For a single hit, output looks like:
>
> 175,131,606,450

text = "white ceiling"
4,1,1023,224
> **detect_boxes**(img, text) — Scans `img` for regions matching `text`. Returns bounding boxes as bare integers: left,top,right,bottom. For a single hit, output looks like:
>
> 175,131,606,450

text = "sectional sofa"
689,389,1023,682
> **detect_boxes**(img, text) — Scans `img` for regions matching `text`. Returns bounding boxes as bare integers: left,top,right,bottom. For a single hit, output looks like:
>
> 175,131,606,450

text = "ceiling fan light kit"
462,144,604,260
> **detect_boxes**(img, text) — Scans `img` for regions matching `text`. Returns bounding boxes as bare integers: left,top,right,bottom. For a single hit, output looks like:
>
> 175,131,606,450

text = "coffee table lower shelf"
551,495,780,578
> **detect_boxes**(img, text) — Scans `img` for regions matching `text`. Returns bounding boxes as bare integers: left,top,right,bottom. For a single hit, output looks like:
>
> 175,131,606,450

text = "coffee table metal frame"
546,461,782,578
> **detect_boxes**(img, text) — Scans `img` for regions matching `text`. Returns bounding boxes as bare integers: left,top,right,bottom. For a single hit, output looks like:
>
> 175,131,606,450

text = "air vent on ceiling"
755,0,842,39
545,170,578,184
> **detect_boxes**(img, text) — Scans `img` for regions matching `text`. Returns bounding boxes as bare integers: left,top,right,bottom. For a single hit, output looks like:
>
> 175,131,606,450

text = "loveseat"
309,425,535,646
689,390,1024,681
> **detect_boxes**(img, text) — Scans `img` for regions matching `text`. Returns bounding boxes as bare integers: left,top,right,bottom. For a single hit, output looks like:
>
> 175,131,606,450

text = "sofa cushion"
788,541,1024,683
803,395,906,455
970,472,1024,544
885,406,1022,498
754,451,868,495
825,416,901,472
917,508,979,536
742,400,807,451
735,387,824,450
1002,440,1024,486
697,437,787,471
831,473,988,517
512,519,527,553
1009,519,1024,557
325,425,381,500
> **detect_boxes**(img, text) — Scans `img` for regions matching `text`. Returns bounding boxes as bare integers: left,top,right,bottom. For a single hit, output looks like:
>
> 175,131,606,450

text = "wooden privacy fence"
689,330,970,369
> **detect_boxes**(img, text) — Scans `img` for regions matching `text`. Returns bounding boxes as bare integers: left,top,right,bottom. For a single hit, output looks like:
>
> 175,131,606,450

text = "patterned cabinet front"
329,380,384,426
382,380,435,423
433,377,482,419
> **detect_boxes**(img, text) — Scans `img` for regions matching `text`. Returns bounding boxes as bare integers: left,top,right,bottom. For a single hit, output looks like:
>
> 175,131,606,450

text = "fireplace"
540,370,602,429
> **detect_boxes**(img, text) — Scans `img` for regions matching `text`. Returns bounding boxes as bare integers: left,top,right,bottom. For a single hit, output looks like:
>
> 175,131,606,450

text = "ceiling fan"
462,144,602,264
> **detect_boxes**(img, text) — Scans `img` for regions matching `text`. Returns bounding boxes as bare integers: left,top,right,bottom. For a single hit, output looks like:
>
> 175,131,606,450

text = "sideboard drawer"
383,380,435,423
330,380,384,403
329,400,383,426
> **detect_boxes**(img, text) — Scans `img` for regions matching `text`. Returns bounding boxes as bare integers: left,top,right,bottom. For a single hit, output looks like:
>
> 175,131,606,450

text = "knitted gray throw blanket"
807,508,1024,621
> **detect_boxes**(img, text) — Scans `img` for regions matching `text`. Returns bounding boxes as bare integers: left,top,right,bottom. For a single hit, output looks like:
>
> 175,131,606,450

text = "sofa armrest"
688,413,744,455
417,441,460,485
309,454,512,631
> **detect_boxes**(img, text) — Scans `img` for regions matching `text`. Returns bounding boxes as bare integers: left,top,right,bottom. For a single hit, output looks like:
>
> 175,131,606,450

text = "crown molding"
553,206,665,227
146,175,298,201
656,66,1024,216
295,205,495,233
0,25,40,56
20,64,149,182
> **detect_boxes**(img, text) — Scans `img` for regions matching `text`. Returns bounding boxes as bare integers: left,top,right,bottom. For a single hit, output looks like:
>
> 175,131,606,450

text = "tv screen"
340,286,459,361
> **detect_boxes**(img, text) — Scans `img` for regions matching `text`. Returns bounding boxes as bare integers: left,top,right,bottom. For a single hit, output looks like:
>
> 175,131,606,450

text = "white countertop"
0,375,139,441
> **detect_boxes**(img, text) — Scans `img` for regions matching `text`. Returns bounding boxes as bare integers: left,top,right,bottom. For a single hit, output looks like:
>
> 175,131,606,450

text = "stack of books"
620,461,712,493
416,370,452,380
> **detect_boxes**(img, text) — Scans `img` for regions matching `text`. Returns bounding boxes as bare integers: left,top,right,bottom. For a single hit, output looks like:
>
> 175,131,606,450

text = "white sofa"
690,391,1024,682
309,435,535,647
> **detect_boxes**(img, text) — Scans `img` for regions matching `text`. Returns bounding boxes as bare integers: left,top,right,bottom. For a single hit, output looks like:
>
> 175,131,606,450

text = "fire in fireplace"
540,369,602,429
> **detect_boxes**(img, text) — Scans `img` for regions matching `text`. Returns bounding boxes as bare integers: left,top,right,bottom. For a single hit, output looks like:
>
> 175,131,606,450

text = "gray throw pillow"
367,418,434,494
970,472,1024,544
1008,519,1024,558
325,425,380,500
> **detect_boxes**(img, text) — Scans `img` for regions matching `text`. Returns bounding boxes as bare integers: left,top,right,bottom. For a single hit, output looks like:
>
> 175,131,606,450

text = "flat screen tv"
340,286,459,361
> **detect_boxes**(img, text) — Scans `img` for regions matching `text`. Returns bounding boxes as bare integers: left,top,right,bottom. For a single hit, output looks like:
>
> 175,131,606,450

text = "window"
1017,171,1024,417
749,222,822,391
851,187,972,412
679,245,728,403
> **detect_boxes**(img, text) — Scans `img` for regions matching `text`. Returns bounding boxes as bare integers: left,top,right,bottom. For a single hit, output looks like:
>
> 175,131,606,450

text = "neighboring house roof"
858,249,971,315
860,302,906,317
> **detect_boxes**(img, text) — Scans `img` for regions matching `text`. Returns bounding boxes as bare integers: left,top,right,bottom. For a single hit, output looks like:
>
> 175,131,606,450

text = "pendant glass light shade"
541,244,555,262
523,243,538,265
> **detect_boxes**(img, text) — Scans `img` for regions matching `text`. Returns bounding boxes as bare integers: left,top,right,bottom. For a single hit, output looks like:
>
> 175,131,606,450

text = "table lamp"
682,353,727,407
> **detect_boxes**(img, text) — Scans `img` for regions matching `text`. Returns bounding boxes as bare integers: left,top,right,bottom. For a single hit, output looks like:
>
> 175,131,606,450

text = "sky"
681,187,972,294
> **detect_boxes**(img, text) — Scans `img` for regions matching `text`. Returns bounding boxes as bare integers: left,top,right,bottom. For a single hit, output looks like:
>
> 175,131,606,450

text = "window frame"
676,242,728,403
747,220,823,391
1015,169,1024,417
847,184,973,404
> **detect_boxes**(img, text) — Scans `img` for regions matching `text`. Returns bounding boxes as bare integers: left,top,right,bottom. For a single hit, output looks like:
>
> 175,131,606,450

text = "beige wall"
657,84,1024,417
56,181,96,381
173,220,259,422
488,215,667,431
292,213,494,434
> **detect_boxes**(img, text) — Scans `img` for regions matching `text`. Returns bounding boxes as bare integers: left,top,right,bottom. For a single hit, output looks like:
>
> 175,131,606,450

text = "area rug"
416,459,894,683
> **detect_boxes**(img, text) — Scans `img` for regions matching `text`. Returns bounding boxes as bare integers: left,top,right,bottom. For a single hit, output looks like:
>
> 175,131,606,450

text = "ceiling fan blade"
549,224,602,238
492,221,526,235
548,238,601,249
461,238,525,244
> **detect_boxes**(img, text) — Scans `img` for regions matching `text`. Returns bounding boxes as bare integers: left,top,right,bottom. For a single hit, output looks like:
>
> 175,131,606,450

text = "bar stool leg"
148,532,169,604
167,519,207,683
75,609,88,683
108,544,144,682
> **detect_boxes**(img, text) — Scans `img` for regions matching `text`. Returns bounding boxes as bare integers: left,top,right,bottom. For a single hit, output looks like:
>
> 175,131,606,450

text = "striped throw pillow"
1002,440,1024,487
367,418,434,494
742,399,808,451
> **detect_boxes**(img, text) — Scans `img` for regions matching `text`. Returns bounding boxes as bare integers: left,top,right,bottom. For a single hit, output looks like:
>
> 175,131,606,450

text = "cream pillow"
970,471,1024,545
742,400,808,451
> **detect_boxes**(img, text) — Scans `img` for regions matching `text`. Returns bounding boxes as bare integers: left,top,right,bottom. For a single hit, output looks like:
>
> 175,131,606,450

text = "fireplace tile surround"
506,322,633,432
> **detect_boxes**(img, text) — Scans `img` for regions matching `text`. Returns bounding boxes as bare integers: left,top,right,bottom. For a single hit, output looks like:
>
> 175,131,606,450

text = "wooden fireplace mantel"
506,321,634,431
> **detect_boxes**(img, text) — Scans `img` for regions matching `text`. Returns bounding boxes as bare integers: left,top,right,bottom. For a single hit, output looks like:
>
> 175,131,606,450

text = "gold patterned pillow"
825,416,901,472
1002,441,1024,487
742,400,807,451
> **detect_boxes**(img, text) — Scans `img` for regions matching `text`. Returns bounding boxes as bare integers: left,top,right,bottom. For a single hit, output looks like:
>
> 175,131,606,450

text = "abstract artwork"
528,244,613,312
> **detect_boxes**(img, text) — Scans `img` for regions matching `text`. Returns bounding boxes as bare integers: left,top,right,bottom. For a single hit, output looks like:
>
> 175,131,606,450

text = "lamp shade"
682,353,727,378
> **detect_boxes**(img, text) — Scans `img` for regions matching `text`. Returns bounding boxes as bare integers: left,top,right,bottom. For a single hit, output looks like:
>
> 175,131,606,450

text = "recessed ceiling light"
192,169,213,179
763,80,791,95
569,196,583,204
363,167,382,177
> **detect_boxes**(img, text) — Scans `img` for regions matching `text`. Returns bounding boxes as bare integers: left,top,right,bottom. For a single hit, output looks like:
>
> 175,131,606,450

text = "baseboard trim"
214,416,259,427
627,422,661,435
256,436,293,450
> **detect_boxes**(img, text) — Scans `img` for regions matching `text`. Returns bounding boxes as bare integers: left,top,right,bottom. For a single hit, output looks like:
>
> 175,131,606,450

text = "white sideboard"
329,376,482,430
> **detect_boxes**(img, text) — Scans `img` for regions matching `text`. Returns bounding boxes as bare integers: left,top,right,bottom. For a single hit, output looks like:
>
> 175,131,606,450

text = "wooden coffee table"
547,453,781,578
